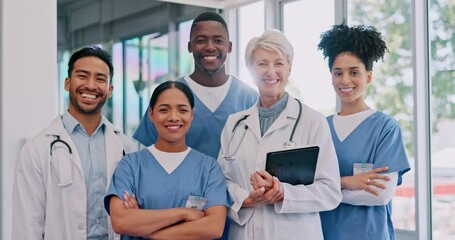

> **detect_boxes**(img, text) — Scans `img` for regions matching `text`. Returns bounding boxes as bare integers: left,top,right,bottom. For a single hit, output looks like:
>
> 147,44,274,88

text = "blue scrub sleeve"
373,121,410,185
104,155,135,214
203,159,233,210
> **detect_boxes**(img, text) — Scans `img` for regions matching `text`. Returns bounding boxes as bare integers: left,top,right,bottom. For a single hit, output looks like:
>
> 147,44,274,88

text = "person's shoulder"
103,118,142,150
24,116,61,145
122,148,150,164
188,148,218,164
370,111,399,125
227,107,252,122
298,100,326,119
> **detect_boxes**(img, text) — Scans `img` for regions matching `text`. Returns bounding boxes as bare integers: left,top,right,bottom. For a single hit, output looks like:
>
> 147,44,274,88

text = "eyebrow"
157,103,190,108
333,66,361,70
74,69,109,78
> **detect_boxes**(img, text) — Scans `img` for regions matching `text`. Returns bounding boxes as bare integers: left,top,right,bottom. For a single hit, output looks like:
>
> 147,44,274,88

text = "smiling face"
331,52,372,114
65,56,113,118
249,48,290,107
149,88,194,152
188,20,232,76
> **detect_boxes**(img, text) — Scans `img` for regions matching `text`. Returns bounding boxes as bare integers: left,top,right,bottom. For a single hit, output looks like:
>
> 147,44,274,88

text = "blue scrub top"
132,76,258,159
105,148,232,240
320,111,411,240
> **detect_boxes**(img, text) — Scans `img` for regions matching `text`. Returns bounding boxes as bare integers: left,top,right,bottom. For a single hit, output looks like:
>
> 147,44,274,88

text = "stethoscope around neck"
222,98,302,161
49,134,126,188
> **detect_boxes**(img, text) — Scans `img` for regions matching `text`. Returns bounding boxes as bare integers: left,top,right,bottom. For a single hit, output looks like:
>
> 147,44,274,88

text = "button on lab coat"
12,116,139,240
218,97,342,240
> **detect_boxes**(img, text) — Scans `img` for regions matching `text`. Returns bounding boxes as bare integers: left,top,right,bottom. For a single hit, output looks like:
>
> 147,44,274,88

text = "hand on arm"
341,167,391,195
147,206,227,240
123,191,139,209
342,170,398,206
109,195,204,237
243,170,284,208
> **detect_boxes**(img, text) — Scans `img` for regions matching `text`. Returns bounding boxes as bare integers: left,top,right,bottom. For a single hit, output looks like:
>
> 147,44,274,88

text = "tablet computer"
265,146,319,185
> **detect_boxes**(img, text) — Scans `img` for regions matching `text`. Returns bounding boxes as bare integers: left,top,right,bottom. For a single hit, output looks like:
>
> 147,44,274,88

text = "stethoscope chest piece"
283,141,296,149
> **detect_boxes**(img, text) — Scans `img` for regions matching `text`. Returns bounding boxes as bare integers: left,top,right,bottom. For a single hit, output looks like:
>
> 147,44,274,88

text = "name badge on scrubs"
185,195,207,210
353,163,373,175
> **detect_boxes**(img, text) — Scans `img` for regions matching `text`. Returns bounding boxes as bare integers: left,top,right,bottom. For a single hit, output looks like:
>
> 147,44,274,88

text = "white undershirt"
184,75,232,112
333,109,376,142
147,145,191,174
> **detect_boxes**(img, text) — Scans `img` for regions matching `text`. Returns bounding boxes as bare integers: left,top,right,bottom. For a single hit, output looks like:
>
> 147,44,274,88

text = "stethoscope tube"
223,98,302,161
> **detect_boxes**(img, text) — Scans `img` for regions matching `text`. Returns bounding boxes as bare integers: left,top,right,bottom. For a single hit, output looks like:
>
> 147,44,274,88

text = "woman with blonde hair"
218,30,341,240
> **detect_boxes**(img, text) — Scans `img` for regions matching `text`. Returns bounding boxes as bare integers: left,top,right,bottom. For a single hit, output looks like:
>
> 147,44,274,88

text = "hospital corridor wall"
0,0,58,239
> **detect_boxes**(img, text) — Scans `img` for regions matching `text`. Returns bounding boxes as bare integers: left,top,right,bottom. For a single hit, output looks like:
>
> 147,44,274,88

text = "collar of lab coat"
242,95,302,140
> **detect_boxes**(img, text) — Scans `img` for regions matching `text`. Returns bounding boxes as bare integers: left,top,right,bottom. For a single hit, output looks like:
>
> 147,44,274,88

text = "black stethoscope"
49,135,126,188
222,98,302,161
50,135,74,187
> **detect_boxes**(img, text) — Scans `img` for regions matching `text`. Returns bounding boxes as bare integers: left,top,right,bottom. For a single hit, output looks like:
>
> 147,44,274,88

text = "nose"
168,109,179,122
340,74,350,85
85,76,97,89
265,66,276,77
205,39,216,50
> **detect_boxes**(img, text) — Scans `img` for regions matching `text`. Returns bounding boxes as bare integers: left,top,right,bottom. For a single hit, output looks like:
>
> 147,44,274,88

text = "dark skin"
188,20,232,87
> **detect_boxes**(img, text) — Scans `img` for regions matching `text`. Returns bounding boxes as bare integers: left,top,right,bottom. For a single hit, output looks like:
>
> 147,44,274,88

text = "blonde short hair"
244,29,294,68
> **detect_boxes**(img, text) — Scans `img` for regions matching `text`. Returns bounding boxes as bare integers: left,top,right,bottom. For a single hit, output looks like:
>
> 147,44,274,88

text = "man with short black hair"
12,46,140,240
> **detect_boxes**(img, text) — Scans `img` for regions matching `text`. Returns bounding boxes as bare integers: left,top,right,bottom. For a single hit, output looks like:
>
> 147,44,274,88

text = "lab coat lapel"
104,121,124,187
243,107,262,141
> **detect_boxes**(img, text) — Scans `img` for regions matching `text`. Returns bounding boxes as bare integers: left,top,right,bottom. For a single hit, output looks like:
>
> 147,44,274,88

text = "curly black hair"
317,24,387,71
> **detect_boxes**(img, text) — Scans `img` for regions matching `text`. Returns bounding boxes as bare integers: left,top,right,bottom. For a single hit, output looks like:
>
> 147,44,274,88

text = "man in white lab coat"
12,46,139,240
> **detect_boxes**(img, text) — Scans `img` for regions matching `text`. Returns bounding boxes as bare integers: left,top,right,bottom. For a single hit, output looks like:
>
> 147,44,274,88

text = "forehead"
253,48,285,61
72,56,110,74
191,21,229,39
333,52,364,68
157,88,190,104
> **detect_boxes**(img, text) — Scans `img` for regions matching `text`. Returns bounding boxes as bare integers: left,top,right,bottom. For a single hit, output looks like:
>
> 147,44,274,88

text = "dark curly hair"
317,24,387,71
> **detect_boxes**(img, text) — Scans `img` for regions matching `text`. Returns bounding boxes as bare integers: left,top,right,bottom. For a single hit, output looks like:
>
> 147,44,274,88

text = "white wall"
1,0,57,239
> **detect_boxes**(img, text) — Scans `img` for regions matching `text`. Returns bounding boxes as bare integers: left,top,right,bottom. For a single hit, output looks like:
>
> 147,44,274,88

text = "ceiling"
58,0,260,9
56,0,260,50
155,0,260,9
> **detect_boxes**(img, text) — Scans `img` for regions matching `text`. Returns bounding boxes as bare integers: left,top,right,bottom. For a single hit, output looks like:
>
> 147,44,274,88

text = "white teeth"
263,79,279,84
81,93,96,99
167,126,180,130
204,56,217,60
340,88,353,92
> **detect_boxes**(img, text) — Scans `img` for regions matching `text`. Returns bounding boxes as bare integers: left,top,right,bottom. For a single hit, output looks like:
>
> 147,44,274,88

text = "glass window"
179,20,193,77
282,0,335,114
429,0,455,238
238,1,265,88
347,0,415,232
123,38,141,136
112,42,124,128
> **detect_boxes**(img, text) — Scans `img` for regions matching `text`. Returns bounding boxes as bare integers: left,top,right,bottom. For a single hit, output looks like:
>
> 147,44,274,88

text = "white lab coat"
12,115,139,240
218,97,342,240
